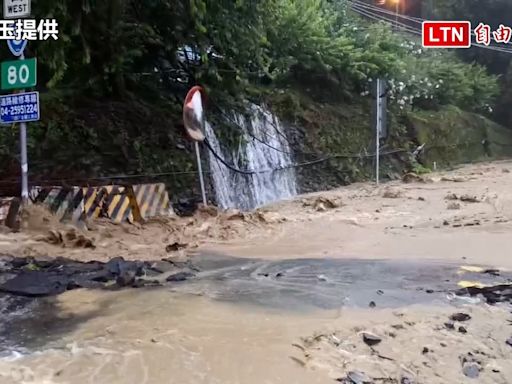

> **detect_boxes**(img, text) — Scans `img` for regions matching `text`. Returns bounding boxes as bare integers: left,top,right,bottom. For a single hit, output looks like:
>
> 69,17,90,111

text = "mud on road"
1,160,512,383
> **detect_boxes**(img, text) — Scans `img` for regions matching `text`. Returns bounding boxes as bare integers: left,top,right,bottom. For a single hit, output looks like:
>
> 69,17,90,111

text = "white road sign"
3,0,31,19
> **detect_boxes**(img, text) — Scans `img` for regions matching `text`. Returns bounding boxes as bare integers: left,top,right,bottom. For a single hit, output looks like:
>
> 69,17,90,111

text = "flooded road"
1,256,511,384
0,290,334,384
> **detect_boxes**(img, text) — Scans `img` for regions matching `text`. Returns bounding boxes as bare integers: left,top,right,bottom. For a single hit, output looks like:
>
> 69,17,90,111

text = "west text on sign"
0,91,39,123
3,0,31,19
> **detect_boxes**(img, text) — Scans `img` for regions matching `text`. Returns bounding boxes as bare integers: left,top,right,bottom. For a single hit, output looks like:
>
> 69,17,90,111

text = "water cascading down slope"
205,106,297,210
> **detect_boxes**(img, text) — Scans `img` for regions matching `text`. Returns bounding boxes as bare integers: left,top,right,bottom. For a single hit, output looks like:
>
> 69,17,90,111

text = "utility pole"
375,78,381,185
19,52,28,203
374,78,388,185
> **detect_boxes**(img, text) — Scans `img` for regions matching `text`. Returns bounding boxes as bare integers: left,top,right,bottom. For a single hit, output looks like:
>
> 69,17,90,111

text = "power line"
350,5,424,36
348,0,512,54
201,139,408,175
349,0,422,24
210,103,295,155
350,1,512,52
349,0,512,42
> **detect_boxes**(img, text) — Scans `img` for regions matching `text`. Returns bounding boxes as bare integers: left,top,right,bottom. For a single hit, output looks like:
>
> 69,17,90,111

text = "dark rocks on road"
0,255,200,297
132,278,161,288
165,242,188,253
444,321,455,330
506,337,512,347
116,270,136,287
460,195,480,203
11,257,29,269
0,271,69,296
456,284,512,305
105,257,144,277
450,313,471,322
338,370,372,384
31,255,55,269
462,362,481,379
362,332,382,346
400,376,415,384
173,198,198,217
149,260,176,274
166,271,196,282
458,326,468,334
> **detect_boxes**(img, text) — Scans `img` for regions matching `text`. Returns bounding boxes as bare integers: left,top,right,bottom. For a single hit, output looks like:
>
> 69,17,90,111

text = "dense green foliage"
0,0,506,194
15,0,497,109
432,0,512,124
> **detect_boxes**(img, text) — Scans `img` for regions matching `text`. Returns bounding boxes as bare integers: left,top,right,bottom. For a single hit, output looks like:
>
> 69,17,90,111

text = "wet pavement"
1,254,511,355
177,254,512,310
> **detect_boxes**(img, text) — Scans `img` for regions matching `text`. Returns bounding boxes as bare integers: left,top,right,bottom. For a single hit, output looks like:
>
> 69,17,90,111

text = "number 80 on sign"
1,58,37,90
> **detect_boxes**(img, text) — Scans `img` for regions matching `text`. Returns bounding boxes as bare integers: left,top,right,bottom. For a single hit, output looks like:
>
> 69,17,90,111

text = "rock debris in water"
166,271,195,282
450,313,471,322
0,255,200,296
462,362,481,378
362,332,382,346
340,370,372,384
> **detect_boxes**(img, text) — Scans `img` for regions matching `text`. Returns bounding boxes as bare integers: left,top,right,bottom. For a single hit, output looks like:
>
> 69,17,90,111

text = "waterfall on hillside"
205,106,297,210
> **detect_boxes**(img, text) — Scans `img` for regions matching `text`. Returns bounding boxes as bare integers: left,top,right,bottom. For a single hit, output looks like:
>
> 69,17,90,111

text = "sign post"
1,0,36,204
19,104,28,202
194,142,207,206
375,79,381,185
183,86,208,206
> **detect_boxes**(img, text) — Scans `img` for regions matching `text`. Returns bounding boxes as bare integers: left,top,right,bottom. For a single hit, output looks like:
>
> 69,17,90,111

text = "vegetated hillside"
0,0,509,200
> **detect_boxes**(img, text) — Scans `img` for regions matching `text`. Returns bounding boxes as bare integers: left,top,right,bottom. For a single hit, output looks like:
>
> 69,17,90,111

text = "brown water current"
0,288,336,384
2,255,512,384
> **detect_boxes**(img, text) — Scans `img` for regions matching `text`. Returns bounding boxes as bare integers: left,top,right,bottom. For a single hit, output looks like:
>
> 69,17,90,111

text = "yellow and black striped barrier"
82,185,137,223
132,183,173,220
0,197,15,224
4,183,174,227
30,186,85,223
82,183,172,223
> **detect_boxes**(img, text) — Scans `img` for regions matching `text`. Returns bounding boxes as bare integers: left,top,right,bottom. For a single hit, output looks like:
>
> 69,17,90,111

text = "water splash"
205,106,297,210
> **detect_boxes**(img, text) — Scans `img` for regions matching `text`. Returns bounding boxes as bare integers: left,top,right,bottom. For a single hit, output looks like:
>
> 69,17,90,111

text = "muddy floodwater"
1,255,511,384
0,290,333,384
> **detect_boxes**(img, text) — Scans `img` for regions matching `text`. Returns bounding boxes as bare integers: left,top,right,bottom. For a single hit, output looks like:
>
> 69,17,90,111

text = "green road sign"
1,58,37,90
